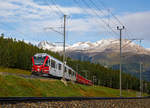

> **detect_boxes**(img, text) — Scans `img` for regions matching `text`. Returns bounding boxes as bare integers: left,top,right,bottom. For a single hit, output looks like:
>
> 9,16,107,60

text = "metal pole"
120,28,122,97
85,71,87,79
98,80,100,85
139,40,143,97
140,62,142,97
117,26,125,97
76,64,79,72
93,76,95,86
63,15,66,80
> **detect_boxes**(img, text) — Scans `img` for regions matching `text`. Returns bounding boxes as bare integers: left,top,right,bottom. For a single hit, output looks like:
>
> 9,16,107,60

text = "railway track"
0,97,149,102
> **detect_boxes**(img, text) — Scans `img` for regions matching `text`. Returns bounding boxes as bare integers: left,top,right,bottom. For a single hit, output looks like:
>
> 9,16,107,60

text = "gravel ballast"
0,99,150,108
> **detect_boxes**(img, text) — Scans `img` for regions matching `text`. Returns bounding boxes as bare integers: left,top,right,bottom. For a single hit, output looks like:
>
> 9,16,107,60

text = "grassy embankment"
0,67,30,75
0,67,148,97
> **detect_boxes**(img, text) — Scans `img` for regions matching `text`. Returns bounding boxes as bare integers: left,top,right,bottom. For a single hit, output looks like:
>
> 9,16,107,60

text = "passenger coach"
32,53,92,85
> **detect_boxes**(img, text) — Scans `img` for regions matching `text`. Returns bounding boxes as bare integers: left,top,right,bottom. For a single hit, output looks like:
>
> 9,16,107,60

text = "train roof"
34,53,49,57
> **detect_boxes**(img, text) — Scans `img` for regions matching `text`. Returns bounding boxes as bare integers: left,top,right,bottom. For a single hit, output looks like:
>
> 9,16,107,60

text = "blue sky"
0,0,150,48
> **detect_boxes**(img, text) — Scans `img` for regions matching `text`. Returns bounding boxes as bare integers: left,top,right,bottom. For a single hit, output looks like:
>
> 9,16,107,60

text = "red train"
31,53,93,86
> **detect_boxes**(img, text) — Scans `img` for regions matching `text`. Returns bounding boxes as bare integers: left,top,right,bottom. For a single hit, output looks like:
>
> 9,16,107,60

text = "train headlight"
37,68,40,71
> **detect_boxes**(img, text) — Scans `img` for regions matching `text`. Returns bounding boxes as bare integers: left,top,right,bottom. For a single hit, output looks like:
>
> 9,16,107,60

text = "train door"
55,63,60,77
50,59,56,76
58,63,62,77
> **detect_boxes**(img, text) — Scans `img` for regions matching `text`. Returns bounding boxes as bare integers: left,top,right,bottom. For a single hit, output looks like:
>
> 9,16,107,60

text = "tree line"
0,33,149,94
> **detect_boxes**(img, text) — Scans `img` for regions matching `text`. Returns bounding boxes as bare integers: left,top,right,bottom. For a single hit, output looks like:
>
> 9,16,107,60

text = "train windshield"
34,56,46,65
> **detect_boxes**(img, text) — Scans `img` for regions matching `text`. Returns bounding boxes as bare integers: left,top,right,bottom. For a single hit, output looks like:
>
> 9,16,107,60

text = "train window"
58,63,61,70
51,59,55,68
34,56,46,65
45,59,50,66
65,67,67,73
48,59,50,66
72,72,75,76
55,63,57,69
69,69,72,75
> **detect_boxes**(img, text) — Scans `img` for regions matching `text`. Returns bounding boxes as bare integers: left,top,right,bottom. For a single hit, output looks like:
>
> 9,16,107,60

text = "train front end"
31,53,50,76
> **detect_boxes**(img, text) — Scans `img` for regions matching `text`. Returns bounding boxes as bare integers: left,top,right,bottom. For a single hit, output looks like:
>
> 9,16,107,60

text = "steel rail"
0,97,149,102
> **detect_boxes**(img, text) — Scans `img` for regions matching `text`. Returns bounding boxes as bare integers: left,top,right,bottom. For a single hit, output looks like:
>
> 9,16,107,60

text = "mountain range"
38,39,150,81
38,39,150,54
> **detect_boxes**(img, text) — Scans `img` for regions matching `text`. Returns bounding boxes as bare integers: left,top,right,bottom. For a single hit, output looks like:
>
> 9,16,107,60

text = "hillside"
0,74,147,97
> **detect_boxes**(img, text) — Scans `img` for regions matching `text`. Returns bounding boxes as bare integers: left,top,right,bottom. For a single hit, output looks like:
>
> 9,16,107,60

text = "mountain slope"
38,39,150,80
1,73,146,97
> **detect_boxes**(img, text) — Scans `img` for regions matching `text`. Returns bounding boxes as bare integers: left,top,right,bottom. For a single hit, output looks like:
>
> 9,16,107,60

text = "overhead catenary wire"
95,0,135,40
73,0,131,42
44,0,67,44
88,0,120,27
87,0,120,36
50,0,65,16
81,0,119,36
45,0,62,17
95,0,124,27
74,0,113,35
73,0,117,37
89,0,130,40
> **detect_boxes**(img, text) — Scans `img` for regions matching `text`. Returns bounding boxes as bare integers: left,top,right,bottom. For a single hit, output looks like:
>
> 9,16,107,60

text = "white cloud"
0,0,111,20
0,0,150,45
0,0,110,34
0,1,20,10
118,11,150,40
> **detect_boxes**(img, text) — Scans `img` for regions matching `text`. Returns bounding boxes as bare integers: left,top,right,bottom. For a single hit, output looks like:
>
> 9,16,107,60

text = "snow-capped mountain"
38,39,150,81
38,39,150,54
38,41,69,52
146,48,150,51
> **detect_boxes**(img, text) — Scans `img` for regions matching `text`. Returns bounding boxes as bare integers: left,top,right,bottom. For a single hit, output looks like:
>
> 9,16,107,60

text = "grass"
0,74,148,97
0,67,31,75
0,67,148,97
